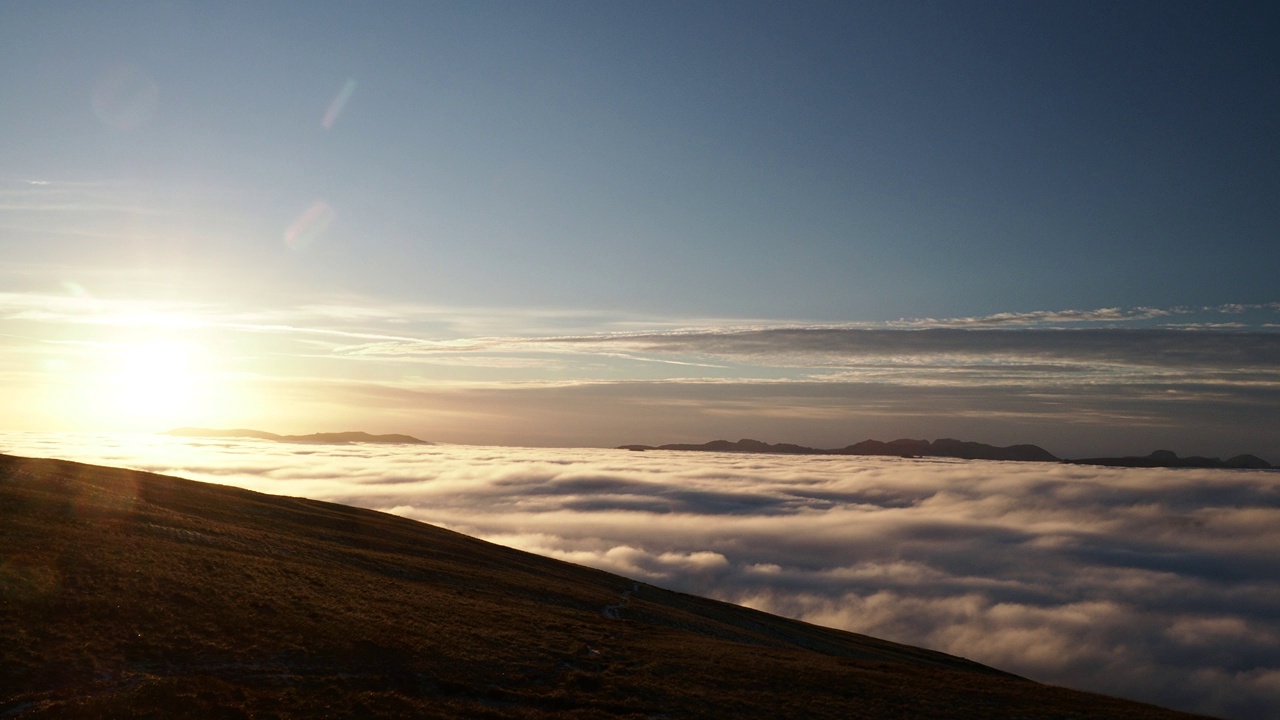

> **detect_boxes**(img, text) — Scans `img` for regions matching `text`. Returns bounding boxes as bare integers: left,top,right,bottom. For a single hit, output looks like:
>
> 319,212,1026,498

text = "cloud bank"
4,432,1278,719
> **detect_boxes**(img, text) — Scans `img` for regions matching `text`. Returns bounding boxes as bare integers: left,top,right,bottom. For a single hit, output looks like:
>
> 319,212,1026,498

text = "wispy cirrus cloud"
4,292,1278,454
540,326,1280,369
315,302,1280,373
5,287,1276,353
886,305,1179,327
883,303,1280,328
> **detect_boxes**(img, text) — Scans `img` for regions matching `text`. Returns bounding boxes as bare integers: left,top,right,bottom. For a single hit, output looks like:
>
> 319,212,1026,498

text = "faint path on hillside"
602,582,641,619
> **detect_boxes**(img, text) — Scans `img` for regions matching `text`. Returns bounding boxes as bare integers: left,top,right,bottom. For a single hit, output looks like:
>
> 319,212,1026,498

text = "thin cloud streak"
2,433,1276,719
890,306,1177,327
5,289,1278,370
544,327,1280,371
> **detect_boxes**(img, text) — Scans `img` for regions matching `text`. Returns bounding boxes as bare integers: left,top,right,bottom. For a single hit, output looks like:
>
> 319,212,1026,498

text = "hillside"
0,453,1211,719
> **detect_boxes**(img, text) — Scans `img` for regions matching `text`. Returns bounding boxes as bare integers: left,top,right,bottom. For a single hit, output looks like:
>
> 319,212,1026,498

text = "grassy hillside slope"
1,454,1211,719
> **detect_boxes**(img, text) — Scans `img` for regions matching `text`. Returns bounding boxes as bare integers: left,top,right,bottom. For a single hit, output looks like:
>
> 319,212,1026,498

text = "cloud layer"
3,287,1278,457
4,432,1278,719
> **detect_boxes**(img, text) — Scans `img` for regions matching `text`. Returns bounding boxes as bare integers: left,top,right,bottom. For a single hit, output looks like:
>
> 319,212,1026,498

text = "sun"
25,327,254,433
92,339,211,427
114,340,194,411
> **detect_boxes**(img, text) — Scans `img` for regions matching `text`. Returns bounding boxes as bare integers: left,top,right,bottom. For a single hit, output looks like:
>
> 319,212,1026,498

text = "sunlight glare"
102,340,203,424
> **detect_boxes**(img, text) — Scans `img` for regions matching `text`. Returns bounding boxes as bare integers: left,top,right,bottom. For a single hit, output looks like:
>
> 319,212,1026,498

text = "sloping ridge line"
0,453,1212,719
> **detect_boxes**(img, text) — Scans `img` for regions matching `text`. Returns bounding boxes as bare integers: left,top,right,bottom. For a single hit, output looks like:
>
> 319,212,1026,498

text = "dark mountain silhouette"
621,438,1059,462
625,439,819,455
843,438,1059,462
1066,450,1272,469
164,427,431,445
0,453,1211,719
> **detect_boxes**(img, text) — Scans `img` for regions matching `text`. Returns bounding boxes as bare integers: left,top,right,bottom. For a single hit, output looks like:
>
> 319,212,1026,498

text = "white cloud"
3,432,1277,719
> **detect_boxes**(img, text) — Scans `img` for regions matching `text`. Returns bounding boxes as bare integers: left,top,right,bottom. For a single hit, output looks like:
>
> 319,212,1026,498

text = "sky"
5,432,1278,719
1,1,1279,457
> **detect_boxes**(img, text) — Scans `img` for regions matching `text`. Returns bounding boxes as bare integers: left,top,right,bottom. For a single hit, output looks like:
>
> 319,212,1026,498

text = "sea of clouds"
4,432,1278,719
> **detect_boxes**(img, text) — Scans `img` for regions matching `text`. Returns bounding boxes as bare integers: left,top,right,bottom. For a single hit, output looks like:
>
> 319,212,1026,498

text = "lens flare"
322,78,357,130
284,201,336,249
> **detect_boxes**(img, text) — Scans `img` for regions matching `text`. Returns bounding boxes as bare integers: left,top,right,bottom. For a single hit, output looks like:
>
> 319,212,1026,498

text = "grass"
1,453,1214,719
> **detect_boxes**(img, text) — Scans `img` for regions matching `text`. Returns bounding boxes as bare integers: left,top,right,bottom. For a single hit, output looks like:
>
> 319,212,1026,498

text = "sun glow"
106,340,198,418
51,337,236,431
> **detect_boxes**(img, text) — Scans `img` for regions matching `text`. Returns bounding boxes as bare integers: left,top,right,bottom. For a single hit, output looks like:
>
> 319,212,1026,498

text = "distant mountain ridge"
620,438,1275,469
619,438,1059,462
1066,449,1272,469
164,427,431,445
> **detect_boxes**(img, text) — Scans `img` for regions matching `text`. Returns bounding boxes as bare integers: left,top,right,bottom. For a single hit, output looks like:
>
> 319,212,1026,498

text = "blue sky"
1,1,1278,455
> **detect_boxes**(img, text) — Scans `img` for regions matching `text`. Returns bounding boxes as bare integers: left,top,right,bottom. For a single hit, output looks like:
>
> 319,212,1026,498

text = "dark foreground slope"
1,454,1210,720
